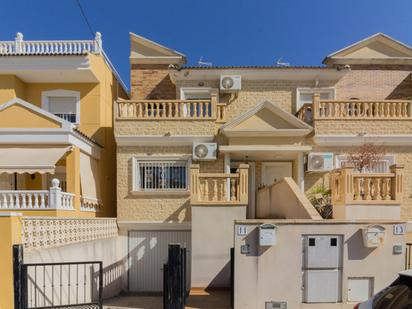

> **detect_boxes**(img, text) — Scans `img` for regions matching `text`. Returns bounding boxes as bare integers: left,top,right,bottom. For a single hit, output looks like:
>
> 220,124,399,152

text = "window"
42,90,80,124
335,154,395,173
296,88,335,111
180,87,212,100
133,158,189,191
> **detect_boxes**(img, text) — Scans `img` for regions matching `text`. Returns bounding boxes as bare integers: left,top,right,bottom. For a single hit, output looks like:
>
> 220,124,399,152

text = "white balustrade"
0,178,75,210
0,191,48,209
0,32,102,55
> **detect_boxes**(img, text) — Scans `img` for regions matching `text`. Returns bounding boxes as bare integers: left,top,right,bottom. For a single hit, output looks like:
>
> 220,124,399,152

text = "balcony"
296,94,412,135
297,97,412,122
116,98,226,122
190,164,248,205
0,179,101,213
331,164,403,205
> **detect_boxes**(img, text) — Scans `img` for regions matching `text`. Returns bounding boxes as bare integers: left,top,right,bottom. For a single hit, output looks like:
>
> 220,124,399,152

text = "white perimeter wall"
24,236,124,301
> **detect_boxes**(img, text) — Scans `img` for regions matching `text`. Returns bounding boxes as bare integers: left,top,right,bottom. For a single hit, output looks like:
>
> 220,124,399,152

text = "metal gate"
14,245,103,309
163,244,188,309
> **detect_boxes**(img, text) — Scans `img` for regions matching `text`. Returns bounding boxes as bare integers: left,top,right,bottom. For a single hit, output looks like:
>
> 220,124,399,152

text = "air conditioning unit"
307,152,334,172
220,75,241,92
192,142,217,161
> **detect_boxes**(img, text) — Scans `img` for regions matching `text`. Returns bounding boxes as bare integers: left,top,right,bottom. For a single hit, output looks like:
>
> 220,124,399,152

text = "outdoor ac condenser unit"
220,75,242,92
192,142,217,161
307,152,334,172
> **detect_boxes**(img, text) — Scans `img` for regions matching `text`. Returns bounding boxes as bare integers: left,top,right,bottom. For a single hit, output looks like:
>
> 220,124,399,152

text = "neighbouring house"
0,32,127,309
0,32,128,217
115,32,411,306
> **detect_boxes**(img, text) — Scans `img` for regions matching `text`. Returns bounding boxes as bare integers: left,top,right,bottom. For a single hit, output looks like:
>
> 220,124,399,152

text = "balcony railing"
296,94,412,122
116,96,226,122
190,164,248,205
0,32,102,56
331,164,404,205
0,179,99,211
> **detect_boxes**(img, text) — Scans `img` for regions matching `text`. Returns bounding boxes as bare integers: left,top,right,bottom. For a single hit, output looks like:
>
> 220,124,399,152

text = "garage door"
128,230,191,292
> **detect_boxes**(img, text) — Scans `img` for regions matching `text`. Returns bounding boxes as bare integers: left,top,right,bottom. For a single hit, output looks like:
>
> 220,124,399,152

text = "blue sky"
1,0,412,88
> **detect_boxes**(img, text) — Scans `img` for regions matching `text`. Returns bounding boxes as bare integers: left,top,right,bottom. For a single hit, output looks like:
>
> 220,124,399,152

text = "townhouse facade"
115,32,411,304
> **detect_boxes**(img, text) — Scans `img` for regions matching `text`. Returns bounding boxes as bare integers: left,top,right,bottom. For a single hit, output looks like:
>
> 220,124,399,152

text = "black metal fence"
14,245,103,309
163,244,188,309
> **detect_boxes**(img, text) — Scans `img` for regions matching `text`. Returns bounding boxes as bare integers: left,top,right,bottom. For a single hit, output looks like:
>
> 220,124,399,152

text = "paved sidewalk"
103,290,230,309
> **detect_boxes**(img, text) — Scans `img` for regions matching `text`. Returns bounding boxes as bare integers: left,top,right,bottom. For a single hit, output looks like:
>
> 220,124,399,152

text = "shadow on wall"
386,73,412,100
346,229,375,260
146,74,176,100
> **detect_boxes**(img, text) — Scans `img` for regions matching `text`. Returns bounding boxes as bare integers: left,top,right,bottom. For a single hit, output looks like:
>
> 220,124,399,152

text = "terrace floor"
103,289,231,309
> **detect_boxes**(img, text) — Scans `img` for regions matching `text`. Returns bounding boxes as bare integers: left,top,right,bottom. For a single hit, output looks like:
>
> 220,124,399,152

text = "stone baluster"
363,177,372,200
238,164,249,205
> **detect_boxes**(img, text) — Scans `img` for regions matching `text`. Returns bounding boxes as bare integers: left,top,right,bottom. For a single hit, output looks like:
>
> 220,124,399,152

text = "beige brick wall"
130,64,176,100
335,70,412,100
115,119,216,136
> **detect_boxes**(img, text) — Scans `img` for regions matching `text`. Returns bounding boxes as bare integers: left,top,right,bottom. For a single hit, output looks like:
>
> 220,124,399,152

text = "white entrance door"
261,162,292,186
128,230,191,292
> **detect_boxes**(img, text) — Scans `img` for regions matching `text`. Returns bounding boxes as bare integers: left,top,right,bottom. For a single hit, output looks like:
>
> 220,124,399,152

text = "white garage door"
128,230,191,292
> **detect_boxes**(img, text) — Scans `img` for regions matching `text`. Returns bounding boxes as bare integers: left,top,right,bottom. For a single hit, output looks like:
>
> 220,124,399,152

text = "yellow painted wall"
0,104,61,128
0,215,21,309
0,75,26,102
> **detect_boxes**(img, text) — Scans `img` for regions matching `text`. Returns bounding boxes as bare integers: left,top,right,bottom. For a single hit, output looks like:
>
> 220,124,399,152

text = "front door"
261,162,292,186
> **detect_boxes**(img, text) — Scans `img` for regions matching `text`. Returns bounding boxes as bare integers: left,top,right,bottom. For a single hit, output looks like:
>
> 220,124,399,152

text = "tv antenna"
276,57,290,67
198,56,213,67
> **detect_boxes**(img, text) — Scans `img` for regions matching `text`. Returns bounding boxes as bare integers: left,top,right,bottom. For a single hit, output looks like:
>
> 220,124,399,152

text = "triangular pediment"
221,101,312,137
324,33,412,65
130,33,186,65
0,98,70,129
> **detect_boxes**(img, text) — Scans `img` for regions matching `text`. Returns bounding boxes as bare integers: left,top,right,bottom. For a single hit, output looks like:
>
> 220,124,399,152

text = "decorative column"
340,164,354,204
238,164,249,205
312,92,320,119
94,32,102,53
190,164,200,203
15,32,23,54
390,164,404,203
224,153,231,201
48,178,62,209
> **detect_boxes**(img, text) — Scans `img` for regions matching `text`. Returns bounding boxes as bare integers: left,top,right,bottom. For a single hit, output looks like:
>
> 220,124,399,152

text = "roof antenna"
198,56,213,67
276,57,290,67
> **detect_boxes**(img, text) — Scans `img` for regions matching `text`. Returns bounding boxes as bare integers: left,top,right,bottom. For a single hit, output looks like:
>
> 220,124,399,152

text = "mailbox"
361,225,385,248
259,224,277,246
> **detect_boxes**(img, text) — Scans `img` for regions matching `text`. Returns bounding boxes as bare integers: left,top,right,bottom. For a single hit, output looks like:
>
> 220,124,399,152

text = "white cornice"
314,135,412,146
223,129,311,137
115,135,214,146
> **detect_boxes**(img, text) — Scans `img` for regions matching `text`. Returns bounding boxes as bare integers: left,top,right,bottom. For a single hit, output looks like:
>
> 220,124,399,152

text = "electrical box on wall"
361,225,385,248
259,224,277,246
